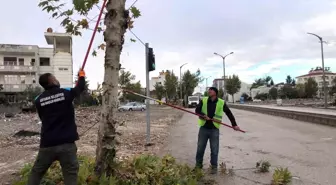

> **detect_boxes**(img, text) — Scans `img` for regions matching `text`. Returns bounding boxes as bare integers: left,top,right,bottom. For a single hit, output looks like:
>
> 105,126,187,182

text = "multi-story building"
212,76,226,90
149,70,168,91
296,66,336,97
227,81,251,102
0,30,73,102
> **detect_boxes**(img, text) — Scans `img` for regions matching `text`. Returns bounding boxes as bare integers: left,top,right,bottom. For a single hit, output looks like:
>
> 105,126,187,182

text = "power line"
128,0,140,10
129,29,146,46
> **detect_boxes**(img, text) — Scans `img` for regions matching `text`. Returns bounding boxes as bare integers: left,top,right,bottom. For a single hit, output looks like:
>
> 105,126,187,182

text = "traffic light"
148,47,155,72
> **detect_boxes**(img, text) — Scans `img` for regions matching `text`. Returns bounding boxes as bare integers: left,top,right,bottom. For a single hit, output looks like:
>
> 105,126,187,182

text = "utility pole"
179,63,187,105
205,76,211,91
145,43,150,145
214,52,234,100
307,32,328,109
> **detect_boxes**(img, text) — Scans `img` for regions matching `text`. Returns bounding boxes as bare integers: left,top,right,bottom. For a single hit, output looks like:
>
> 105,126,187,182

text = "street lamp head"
214,52,218,55
230,52,234,54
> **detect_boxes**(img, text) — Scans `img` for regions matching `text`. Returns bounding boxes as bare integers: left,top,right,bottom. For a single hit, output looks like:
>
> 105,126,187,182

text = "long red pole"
81,0,108,70
123,89,246,133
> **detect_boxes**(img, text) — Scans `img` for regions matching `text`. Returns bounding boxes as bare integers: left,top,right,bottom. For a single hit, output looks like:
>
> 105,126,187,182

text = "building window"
39,57,50,66
3,57,17,66
31,58,35,66
59,67,68,71
19,58,24,66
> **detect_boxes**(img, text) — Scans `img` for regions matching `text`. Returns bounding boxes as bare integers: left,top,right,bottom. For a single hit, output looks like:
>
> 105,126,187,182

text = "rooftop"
296,66,336,78
44,32,72,45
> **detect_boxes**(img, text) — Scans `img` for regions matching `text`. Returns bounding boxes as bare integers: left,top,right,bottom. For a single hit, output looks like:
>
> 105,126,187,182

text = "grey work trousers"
27,143,79,185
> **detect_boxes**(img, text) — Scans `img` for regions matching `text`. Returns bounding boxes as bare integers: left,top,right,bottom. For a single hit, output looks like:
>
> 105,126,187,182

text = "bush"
272,167,292,185
13,154,205,185
254,93,268,101
256,160,271,173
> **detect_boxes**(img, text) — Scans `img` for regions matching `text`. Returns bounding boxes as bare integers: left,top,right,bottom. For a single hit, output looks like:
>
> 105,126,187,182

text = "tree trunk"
95,0,127,176
232,95,234,103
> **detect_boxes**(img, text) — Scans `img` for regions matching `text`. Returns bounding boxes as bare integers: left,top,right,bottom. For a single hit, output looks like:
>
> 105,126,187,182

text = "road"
162,108,336,185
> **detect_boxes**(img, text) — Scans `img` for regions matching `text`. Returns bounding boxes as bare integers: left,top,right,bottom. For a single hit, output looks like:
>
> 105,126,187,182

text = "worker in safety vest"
27,70,86,185
195,87,240,174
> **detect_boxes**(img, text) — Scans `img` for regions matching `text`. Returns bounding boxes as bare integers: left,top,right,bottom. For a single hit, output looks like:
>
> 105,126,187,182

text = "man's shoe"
210,167,218,174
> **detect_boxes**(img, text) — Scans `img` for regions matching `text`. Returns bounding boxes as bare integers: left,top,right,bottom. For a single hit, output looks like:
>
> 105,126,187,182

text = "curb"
229,104,336,127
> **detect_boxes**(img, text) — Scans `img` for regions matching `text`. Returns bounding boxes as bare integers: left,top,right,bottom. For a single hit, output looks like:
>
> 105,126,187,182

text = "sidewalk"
231,103,336,116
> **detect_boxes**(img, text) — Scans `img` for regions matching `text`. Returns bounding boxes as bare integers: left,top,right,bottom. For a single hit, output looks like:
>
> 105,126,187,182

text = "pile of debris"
0,106,184,159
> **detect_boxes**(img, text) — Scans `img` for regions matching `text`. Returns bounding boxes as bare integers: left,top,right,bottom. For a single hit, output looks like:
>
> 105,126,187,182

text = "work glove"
78,69,85,77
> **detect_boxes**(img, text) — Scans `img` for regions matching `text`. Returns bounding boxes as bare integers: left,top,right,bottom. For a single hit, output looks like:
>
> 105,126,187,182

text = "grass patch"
256,160,271,173
13,154,209,185
272,167,292,185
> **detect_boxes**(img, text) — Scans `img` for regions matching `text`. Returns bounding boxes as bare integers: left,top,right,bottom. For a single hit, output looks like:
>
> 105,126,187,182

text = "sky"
1,0,336,93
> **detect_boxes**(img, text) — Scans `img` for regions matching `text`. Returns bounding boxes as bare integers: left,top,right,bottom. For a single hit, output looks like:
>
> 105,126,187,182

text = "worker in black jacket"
27,70,86,185
195,87,240,174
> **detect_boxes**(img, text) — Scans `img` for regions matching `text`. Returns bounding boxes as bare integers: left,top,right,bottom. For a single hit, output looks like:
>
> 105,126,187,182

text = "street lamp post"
307,32,328,109
214,52,234,100
180,63,188,102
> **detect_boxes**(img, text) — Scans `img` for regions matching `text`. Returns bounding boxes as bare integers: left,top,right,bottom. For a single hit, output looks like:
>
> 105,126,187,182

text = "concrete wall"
53,52,73,88
228,82,251,103
229,104,336,127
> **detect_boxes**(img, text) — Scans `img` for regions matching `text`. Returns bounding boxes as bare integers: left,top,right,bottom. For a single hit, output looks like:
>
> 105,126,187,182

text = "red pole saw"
123,89,246,133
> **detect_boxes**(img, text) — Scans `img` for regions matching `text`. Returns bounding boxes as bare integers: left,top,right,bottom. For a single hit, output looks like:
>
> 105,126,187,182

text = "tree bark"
95,0,127,176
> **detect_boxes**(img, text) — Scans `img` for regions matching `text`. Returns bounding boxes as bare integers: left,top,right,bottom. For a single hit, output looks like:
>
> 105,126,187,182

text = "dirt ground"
0,105,183,184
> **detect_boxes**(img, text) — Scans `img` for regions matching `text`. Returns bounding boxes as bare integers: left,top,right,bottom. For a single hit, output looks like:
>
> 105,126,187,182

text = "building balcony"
0,65,37,73
0,44,38,55
1,84,33,93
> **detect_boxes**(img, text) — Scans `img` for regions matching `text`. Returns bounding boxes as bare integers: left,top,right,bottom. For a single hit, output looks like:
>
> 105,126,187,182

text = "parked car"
118,102,146,112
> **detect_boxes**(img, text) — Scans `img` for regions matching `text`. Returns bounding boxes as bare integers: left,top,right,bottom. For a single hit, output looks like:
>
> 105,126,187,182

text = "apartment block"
0,31,73,102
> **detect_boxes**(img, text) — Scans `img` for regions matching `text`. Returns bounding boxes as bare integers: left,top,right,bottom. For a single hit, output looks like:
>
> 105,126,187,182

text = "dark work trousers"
195,126,220,169
27,143,79,185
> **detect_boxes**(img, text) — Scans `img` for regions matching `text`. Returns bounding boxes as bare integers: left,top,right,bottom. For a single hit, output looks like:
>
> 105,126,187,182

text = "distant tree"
124,81,144,102
264,76,273,87
296,84,306,98
281,84,298,99
119,70,135,88
285,75,296,86
154,83,165,101
304,78,318,98
204,91,208,97
22,85,43,102
329,78,336,96
218,88,224,99
269,87,278,99
250,76,273,90
225,75,241,103
181,69,202,98
92,83,103,105
286,75,292,84
164,70,178,100
254,93,268,101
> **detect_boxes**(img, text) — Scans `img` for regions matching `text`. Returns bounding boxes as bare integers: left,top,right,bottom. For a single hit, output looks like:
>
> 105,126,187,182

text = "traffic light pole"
145,43,151,146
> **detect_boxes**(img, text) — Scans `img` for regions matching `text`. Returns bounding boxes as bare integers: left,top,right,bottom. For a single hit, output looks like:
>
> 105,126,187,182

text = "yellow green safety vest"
198,97,224,129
